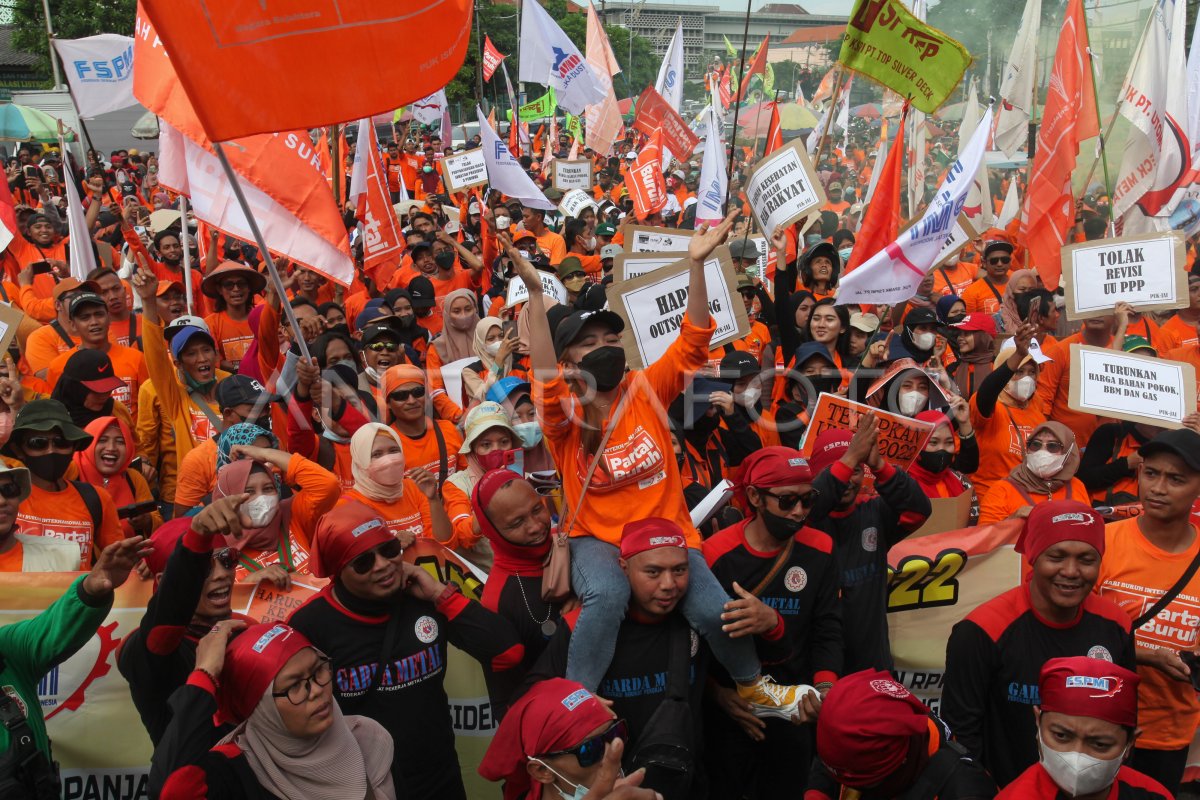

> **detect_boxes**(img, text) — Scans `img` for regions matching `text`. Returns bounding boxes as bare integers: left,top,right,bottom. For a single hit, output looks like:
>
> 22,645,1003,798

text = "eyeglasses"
348,538,404,575
539,719,628,768
389,386,426,402
366,340,400,352
987,256,1012,266
759,488,821,512
1026,440,1066,454
220,279,249,290
212,547,240,570
23,434,72,452
0,481,20,499
272,657,334,705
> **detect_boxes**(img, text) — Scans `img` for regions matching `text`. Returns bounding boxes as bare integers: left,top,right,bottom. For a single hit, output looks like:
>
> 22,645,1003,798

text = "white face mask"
528,759,589,800
242,493,279,527
585,236,597,250
912,331,936,351
1027,446,1070,479
736,387,762,407
364,365,382,384
1038,730,1127,797
898,390,928,417
485,340,503,356
1009,374,1037,402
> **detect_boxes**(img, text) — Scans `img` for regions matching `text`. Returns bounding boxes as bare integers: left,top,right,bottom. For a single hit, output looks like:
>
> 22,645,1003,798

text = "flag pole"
1084,42,1114,234
179,194,195,315
725,0,755,185
330,123,341,210
212,142,312,360
813,67,848,168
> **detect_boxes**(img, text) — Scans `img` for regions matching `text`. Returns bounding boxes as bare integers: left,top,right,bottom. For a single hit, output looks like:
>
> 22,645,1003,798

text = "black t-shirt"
480,570,560,716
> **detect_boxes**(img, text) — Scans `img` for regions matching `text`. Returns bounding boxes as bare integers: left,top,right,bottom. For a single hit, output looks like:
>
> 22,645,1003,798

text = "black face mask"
916,449,954,473
944,313,966,327
579,345,626,391
396,313,415,329
434,252,456,270
760,505,804,541
25,451,73,482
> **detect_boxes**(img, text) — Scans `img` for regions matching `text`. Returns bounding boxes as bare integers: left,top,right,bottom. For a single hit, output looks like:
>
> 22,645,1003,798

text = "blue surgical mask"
513,421,543,449
529,759,589,800
838,247,853,263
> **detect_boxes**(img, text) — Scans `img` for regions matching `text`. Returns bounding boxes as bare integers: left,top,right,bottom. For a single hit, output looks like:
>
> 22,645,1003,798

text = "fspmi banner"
54,35,139,118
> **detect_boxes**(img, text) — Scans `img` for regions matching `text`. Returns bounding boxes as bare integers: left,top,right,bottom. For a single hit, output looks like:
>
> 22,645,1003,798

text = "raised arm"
685,209,740,324
501,231,557,379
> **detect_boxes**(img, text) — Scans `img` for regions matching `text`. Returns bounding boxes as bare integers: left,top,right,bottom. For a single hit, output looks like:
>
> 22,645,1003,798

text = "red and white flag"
628,129,668,221
349,119,405,278
585,1,624,157
482,35,506,83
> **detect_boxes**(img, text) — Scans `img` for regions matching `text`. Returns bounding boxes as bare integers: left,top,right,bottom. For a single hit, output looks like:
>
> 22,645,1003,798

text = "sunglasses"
760,488,821,512
540,719,628,768
349,538,404,575
389,386,426,402
366,340,400,352
1026,440,1066,454
0,481,20,499
987,256,1012,265
220,279,249,290
23,434,72,451
212,547,240,570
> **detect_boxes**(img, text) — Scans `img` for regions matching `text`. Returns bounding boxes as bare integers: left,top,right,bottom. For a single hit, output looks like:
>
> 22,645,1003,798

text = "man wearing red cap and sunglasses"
942,500,1135,788
997,656,1170,799
703,446,839,798
288,500,524,800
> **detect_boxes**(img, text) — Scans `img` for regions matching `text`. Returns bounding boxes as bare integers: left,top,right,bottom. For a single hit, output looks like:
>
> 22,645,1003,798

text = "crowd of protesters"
0,113,1196,800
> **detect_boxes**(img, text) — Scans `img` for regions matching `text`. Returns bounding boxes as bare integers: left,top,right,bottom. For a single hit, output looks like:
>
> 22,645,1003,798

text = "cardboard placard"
611,250,689,283
505,271,569,309
0,302,26,357
799,393,935,470
439,149,489,193
605,249,749,369
910,493,974,539
627,225,694,254
558,188,596,218
1062,232,1188,321
934,215,980,267
1067,343,1196,428
552,160,593,191
744,139,825,239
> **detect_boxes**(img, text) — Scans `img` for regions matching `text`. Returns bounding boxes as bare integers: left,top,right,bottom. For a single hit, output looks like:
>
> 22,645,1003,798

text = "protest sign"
0,302,26,357
612,251,689,283
1068,344,1196,428
627,225,694,254
744,140,825,239
506,88,557,122
506,270,569,308
553,160,593,191
606,249,748,369
1062,232,1188,321
741,234,776,279
911,493,974,538
633,85,701,161
799,393,935,469
933,215,979,266
839,0,972,114
558,188,597,218
440,148,489,193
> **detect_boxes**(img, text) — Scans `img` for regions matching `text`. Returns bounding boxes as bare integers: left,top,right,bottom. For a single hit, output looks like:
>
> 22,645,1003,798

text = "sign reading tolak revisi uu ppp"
606,248,749,369
1068,344,1196,428
1062,232,1187,321
745,141,825,239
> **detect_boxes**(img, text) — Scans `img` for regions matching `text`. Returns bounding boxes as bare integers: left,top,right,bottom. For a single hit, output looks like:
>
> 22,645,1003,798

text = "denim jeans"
565,536,761,690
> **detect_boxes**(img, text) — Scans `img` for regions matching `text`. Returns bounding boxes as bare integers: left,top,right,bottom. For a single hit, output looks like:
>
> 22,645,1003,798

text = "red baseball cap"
1039,656,1139,728
219,623,315,722
1015,499,1105,566
310,499,396,578
951,314,998,336
619,517,688,560
808,428,853,475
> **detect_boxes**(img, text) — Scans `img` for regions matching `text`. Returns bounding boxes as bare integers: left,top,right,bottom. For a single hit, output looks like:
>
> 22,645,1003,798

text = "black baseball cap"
905,307,938,327
216,375,275,410
407,276,436,309
553,310,624,358
719,351,760,381
360,316,407,346
68,292,107,317
62,349,124,393
983,240,1015,260
1139,429,1200,472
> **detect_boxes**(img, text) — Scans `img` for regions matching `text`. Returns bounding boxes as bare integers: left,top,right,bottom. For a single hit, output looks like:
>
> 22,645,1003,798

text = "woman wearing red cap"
157,621,396,800
997,656,1170,799
942,500,1134,787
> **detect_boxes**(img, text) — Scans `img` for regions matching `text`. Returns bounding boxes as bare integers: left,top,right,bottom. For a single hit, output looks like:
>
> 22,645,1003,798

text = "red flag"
845,107,908,275
349,119,405,279
765,102,783,155
719,69,733,109
737,36,770,103
1020,0,1098,289
634,86,700,161
316,128,332,181
136,0,471,142
482,35,506,83
509,118,521,157
628,129,668,221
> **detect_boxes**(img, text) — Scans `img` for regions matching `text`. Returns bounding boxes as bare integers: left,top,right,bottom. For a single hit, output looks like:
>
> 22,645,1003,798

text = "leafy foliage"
10,0,137,83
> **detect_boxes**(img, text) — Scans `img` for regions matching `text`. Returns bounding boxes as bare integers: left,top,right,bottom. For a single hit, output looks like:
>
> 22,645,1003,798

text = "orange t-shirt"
345,483,432,539
108,314,141,349
1097,518,1200,749
24,323,75,376
1167,343,1200,409
47,343,148,417
1158,314,1199,353
978,477,1087,525
968,394,1047,501
0,541,22,572
1036,332,1109,446
534,230,568,265
534,313,715,549
960,277,1006,315
205,311,255,369
173,438,218,510
933,260,979,297
441,479,480,551
392,418,465,478
16,481,122,569
382,154,403,192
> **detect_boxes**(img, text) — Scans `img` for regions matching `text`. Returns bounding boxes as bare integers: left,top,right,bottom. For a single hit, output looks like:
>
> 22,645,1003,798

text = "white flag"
996,176,1021,229
412,90,447,128
1113,0,1193,222
58,143,98,282
584,1,624,157
957,81,993,228
54,34,137,118
993,0,1041,158
348,118,373,208
863,124,888,204
520,0,606,114
693,109,727,229
837,109,994,307
806,105,828,155
655,20,684,113
475,107,554,211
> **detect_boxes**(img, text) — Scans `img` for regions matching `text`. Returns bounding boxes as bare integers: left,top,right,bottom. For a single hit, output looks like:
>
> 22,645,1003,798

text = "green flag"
838,0,971,113
762,63,775,97
506,88,557,122
723,34,738,59
564,112,583,141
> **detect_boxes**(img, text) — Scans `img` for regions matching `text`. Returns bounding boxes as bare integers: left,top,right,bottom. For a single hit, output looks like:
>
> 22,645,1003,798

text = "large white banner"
54,35,138,118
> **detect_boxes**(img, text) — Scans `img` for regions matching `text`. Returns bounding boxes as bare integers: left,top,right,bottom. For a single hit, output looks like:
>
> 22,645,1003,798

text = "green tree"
11,0,136,83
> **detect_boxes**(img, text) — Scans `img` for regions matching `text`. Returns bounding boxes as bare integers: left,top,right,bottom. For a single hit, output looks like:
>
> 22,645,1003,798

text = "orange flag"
628,129,668,221
737,36,770,103
136,0,471,142
1020,0,1099,290
766,102,784,155
844,107,907,275
349,119,405,281
316,129,332,181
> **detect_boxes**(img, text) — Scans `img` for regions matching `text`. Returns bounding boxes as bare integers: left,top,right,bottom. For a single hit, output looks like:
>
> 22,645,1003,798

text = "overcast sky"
708,0,854,14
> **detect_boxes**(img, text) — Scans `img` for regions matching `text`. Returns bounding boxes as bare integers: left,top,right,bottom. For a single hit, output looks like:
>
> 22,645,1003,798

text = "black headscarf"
51,376,114,429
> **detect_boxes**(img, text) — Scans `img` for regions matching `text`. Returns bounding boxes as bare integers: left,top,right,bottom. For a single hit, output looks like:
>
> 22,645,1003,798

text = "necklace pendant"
541,619,558,637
